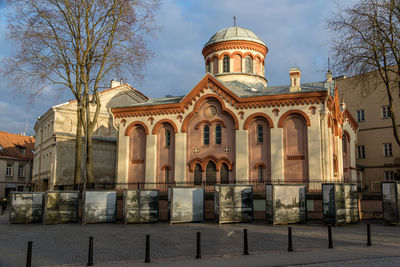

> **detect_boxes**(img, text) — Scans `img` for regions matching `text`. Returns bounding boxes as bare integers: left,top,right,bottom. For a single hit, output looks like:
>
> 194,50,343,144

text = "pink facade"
186,97,236,184
156,122,175,184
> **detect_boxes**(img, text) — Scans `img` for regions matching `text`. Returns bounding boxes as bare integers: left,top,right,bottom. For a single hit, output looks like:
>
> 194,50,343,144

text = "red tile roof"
0,131,35,161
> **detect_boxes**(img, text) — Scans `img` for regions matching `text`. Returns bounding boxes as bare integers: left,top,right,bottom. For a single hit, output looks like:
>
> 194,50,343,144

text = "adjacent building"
32,82,148,190
0,131,34,198
337,71,400,191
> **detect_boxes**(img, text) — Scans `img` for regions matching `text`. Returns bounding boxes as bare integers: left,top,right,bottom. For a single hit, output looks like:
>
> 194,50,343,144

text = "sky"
0,0,358,136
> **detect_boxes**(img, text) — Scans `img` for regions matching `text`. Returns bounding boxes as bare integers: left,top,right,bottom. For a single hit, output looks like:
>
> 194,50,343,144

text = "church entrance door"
220,163,229,184
194,164,202,185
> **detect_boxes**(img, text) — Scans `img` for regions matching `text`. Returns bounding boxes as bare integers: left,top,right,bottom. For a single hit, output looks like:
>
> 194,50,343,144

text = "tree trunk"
86,126,95,187
74,108,83,187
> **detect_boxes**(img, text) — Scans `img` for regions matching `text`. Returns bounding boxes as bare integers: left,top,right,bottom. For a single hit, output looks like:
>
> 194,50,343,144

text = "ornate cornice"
202,40,268,58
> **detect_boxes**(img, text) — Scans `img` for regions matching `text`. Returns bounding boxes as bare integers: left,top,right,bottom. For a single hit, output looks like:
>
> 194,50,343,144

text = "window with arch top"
223,55,230,73
165,130,171,148
257,125,263,143
245,56,253,73
203,125,210,145
215,124,222,144
258,165,264,182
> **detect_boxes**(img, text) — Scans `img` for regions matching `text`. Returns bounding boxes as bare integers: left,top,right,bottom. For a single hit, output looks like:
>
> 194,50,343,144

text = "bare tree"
2,0,159,187
328,0,400,146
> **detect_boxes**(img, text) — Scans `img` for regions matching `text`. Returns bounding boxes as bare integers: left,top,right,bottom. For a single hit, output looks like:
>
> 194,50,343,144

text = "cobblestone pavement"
1,209,400,267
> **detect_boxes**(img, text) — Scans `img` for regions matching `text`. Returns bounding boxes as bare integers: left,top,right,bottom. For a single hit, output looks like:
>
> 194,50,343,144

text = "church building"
111,26,358,191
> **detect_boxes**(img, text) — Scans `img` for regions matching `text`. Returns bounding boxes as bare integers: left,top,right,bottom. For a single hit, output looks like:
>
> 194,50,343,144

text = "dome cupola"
202,27,268,87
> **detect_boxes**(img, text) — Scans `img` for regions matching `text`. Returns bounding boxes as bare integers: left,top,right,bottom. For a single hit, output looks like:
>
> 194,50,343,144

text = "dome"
203,27,267,48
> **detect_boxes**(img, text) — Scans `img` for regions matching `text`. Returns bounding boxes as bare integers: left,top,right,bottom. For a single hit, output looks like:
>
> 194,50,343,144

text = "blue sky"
0,0,357,135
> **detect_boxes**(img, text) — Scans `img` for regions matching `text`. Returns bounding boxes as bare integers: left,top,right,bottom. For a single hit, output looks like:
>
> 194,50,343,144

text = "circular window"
204,105,217,118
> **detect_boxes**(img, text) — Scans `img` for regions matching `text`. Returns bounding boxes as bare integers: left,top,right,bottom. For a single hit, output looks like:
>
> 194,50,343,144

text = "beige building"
0,131,34,198
337,71,400,191
32,82,148,190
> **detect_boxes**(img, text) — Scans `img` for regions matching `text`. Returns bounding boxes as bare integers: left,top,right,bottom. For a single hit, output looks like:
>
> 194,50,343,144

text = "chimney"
110,79,121,88
289,67,301,92
326,70,333,83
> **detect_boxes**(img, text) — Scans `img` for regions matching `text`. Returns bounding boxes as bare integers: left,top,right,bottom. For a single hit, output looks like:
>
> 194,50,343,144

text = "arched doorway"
220,163,229,184
206,161,217,185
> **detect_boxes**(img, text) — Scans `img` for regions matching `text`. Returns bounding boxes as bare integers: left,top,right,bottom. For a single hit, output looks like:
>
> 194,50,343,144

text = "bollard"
244,229,249,255
145,235,150,263
288,227,293,252
196,232,201,259
328,225,333,249
367,223,372,246
87,236,93,266
26,241,33,267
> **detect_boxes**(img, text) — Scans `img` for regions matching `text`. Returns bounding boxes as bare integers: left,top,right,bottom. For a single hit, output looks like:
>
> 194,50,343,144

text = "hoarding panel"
44,191,79,224
335,184,346,224
217,185,253,223
10,192,44,223
84,191,117,223
382,182,398,223
344,185,359,223
322,184,335,224
271,185,306,224
139,190,159,223
170,187,204,223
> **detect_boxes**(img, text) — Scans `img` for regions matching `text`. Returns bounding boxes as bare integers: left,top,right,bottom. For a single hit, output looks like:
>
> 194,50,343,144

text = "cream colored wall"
235,130,248,181
337,73,400,185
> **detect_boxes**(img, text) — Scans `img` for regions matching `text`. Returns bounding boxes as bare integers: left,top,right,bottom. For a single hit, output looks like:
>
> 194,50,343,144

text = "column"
174,132,187,183
235,130,248,182
145,134,157,188
270,127,283,181
117,131,130,183
308,114,322,181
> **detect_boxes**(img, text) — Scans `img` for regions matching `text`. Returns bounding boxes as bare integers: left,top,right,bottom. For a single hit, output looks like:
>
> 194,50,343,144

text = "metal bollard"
288,227,293,252
328,225,333,249
145,235,150,263
244,229,249,255
26,241,33,267
196,232,201,259
367,223,372,246
87,236,93,266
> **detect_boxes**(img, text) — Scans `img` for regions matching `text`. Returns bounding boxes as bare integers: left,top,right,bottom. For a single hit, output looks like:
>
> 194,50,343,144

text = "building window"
257,125,263,143
19,147,26,154
245,56,253,73
383,143,393,157
356,109,365,122
6,163,12,177
215,125,222,144
165,167,170,184
384,171,395,180
203,125,210,145
165,130,171,148
18,164,24,177
258,166,264,182
357,145,365,158
223,55,230,73
382,106,390,118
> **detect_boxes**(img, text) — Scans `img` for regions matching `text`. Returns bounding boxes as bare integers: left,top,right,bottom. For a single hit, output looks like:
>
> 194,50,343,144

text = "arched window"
215,125,222,144
206,161,217,185
165,130,171,148
220,163,229,184
204,125,210,145
223,55,230,73
165,167,170,184
194,164,202,185
245,56,253,73
258,166,264,182
257,125,263,143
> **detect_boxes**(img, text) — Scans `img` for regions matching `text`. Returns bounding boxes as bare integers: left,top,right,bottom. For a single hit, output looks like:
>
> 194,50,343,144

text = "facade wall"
337,73,400,187
0,159,32,198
